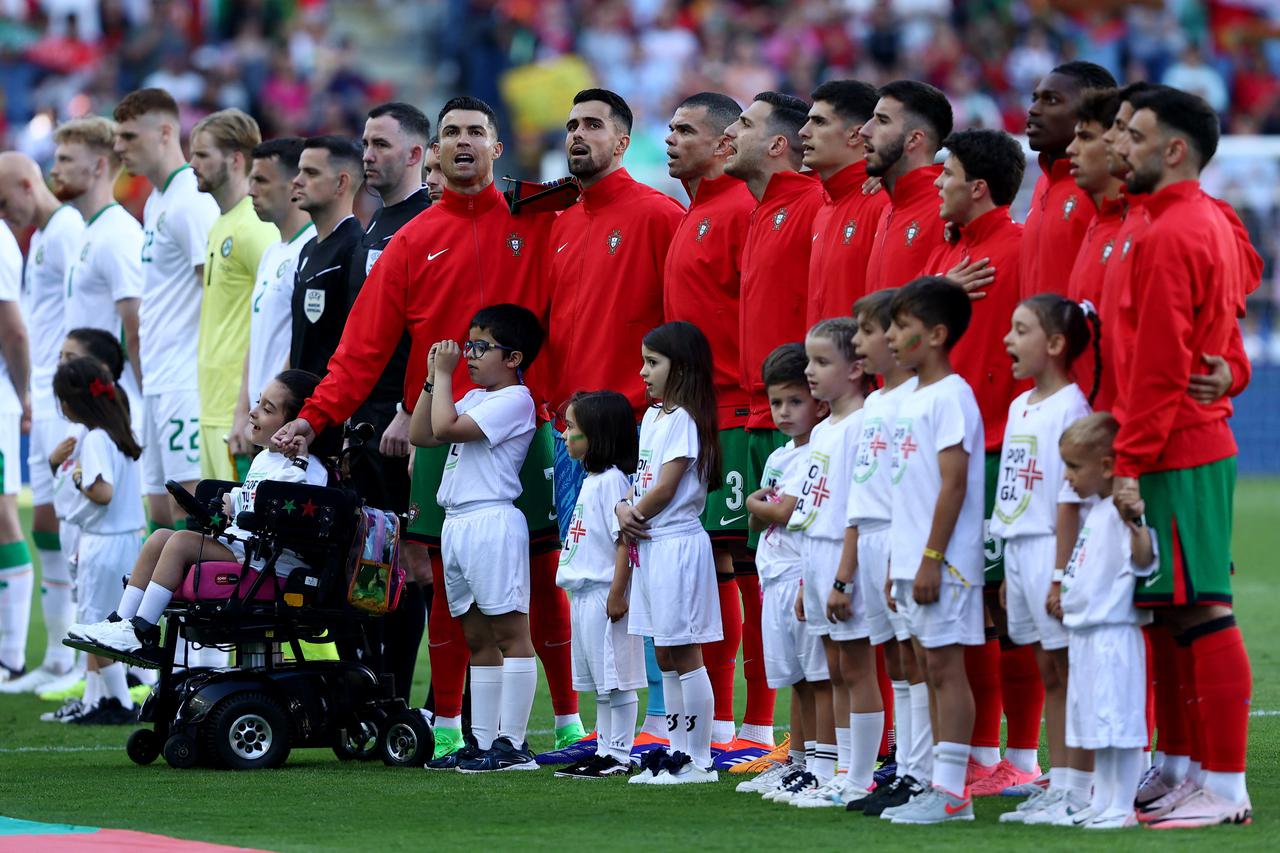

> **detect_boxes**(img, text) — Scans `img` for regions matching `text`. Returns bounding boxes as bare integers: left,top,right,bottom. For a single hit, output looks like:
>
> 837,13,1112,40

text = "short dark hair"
303,135,363,174
1117,81,1159,107
1051,61,1118,93
754,91,810,154
808,316,860,363
877,80,953,150
470,303,545,368
113,87,179,122
65,327,126,381
889,276,972,351
274,369,323,422
942,128,1027,207
251,136,306,174
853,289,896,332
1129,87,1220,168
677,91,742,135
1077,88,1121,129
811,80,879,126
566,390,639,475
761,342,808,390
573,88,633,134
367,101,431,142
438,96,499,135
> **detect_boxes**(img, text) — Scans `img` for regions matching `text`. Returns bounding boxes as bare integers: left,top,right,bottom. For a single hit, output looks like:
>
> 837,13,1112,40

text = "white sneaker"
39,697,85,722
650,761,718,785
791,775,846,808
1137,778,1199,821
828,775,870,806
81,620,143,655
66,619,115,642
765,770,817,803
1003,787,1065,824
1051,800,1099,827
736,761,792,793
0,664,72,694
1085,809,1139,829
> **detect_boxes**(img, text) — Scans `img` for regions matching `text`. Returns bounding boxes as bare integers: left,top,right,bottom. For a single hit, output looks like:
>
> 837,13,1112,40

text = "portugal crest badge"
1101,240,1114,264
772,208,788,231
842,219,857,245
607,229,623,254
904,220,920,246
1062,195,1078,220
696,217,711,242
507,233,524,256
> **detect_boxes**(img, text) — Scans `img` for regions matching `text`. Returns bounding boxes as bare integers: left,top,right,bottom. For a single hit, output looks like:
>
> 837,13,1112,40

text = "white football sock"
804,739,817,765
1065,767,1093,802
470,664,503,750
790,742,806,767
136,581,173,625
37,545,74,671
679,666,715,768
1160,753,1190,786
908,681,933,783
1006,747,1038,774
812,743,837,783
640,713,667,737
971,745,1000,766
498,656,536,746
738,722,774,746
891,679,913,777
595,694,612,757
850,711,883,790
100,662,133,708
1112,748,1146,811
83,669,103,707
554,713,582,730
660,671,686,755
435,715,461,730
116,585,144,620
711,718,735,745
1049,765,1068,791
1187,758,1206,787
608,689,638,763
933,741,970,796
0,559,34,671
835,725,851,775
1202,770,1248,804
1092,748,1116,813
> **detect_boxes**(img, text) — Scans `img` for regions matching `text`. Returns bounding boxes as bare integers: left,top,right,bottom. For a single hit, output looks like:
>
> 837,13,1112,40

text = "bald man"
0,151,84,682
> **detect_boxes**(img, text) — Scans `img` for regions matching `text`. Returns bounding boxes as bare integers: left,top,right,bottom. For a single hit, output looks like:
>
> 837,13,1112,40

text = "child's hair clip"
89,377,116,400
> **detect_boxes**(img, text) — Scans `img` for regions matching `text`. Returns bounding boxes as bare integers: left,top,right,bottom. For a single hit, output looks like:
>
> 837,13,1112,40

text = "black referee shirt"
290,215,364,378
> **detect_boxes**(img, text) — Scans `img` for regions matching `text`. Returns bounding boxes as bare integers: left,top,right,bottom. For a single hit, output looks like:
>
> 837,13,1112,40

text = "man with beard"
860,80,953,292
801,80,890,324
349,102,433,705
424,135,444,203
542,88,684,756
0,151,82,684
112,88,218,529
288,135,363,378
662,91,776,764
1019,61,1116,299
272,97,561,765
1111,86,1255,830
189,109,279,480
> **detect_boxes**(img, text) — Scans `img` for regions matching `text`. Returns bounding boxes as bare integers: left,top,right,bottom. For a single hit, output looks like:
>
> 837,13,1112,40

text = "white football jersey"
23,204,84,417
756,442,805,583
788,408,863,542
139,166,218,394
556,466,630,590
247,223,314,406
0,223,22,413
63,202,143,336
436,385,536,509
634,405,707,530
1061,496,1156,629
847,377,917,527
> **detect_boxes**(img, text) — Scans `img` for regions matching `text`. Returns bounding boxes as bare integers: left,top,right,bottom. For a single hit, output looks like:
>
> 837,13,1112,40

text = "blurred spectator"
1163,43,1229,113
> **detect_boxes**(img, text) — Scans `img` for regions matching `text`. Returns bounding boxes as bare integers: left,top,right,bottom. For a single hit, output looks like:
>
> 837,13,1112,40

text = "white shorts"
891,575,984,649
1067,624,1148,749
569,582,647,694
76,531,141,623
761,574,829,688
441,502,529,618
142,390,201,495
858,523,909,645
0,410,19,496
1005,534,1069,651
629,522,722,647
801,535,868,640
27,415,70,505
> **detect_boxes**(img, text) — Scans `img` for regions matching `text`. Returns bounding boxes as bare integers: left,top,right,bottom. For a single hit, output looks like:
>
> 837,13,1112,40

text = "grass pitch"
1,479,1277,851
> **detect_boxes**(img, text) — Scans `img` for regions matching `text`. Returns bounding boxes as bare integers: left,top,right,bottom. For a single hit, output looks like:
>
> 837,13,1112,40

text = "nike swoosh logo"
719,514,746,526
545,639,572,648
943,797,971,814
427,641,453,648
556,243,569,253
1143,573,1161,588
427,249,449,261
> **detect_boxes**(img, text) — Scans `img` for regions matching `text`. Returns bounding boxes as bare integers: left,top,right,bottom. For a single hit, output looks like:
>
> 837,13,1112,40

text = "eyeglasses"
463,339,516,358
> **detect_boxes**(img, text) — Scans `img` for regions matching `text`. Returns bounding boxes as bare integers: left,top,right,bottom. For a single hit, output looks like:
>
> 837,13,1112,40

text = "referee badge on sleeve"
304,288,325,323
365,248,382,275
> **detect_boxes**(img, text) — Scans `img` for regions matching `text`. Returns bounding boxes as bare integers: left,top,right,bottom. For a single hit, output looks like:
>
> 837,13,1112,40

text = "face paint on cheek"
905,333,923,353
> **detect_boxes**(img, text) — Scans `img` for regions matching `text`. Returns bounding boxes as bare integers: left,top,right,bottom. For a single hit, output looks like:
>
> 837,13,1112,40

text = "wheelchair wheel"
206,692,291,770
126,728,161,765
332,719,380,761
378,711,432,768
163,733,199,769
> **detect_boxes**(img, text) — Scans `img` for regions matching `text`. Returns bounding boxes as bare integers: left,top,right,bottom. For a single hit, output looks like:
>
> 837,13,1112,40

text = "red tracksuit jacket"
806,160,890,325
925,206,1026,451
864,164,946,292
1066,194,1126,408
1019,155,1097,299
297,183,556,433
664,173,755,428
738,169,826,430
544,167,684,417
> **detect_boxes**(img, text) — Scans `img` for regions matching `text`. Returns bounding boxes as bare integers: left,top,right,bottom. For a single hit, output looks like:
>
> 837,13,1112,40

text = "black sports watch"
832,579,848,593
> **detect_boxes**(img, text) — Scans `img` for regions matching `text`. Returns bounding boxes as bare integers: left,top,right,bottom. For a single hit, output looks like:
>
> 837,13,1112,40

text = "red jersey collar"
687,172,745,209
821,161,869,203
887,163,942,206
955,205,1013,248
760,169,820,207
439,182,503,217
1144,180,1201,218
1096,194,1126,221
1037,154,1075,185
581,167,637,213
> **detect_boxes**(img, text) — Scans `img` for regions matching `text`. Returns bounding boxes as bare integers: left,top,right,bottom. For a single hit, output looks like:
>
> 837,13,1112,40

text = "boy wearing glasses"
410,302,546,772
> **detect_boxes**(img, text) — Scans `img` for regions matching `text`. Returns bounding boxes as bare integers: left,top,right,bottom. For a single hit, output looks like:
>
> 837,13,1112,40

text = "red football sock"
703,575,742,724
529,549,576,717
426,550,467,719
877,646,894,756
1192,623,1251,773
1173,639,1201,762
965,639,1003,749
737,571,775,728
1147,623,1189,755
1000,642,1044,750
1144,628,1156,751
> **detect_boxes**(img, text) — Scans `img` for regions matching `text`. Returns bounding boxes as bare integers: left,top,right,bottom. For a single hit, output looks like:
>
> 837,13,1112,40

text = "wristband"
832,579,848,593
1052,569,1065,583
396,400,409,416
922,547,945,562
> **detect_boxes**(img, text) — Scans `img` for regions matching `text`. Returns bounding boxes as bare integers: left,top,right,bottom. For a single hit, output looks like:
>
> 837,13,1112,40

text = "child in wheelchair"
68,370,329,664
